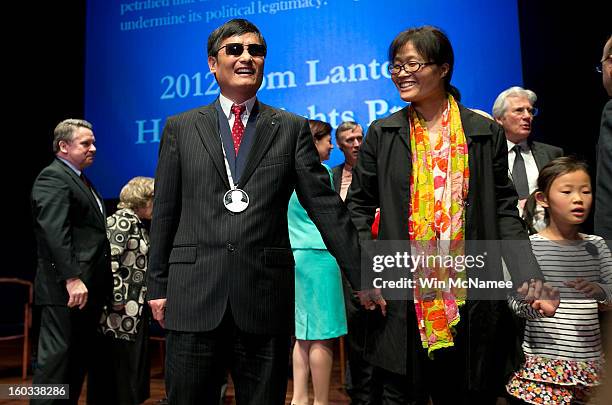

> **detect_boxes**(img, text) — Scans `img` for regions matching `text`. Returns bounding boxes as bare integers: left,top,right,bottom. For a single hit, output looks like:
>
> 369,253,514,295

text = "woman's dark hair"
535,156,591,223
308,119,332,142
388,25,460,101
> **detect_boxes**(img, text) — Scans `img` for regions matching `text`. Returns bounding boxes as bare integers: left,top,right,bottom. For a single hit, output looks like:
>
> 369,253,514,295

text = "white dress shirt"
219,93,256,129
507,139,539,195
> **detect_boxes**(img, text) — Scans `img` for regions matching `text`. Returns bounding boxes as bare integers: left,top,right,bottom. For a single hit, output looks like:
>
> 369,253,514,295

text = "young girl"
507,156,612,404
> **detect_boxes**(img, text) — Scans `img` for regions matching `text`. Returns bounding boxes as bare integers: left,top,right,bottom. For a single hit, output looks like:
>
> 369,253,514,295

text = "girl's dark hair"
521,192,540,235
388,25,461,101
535,156,591,224
308,119,332,142
537,156,590,195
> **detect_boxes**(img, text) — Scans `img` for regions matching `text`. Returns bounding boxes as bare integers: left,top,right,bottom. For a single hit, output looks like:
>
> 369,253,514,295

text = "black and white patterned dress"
101,208,149,339
88,208,151,405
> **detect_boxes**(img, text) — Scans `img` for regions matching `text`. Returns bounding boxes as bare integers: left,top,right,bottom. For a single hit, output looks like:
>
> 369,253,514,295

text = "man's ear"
58,140,69,154
535,191,548,208
208,56,217,74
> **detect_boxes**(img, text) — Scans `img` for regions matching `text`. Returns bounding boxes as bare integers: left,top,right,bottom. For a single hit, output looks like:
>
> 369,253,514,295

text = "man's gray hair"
53,119,93,154
492,86,537,119
335,121,361,141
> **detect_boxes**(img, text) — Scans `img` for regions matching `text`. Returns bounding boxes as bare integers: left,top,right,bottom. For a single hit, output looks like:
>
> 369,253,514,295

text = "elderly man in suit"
30,119,111,405
492,86,563,217
147,19,362,405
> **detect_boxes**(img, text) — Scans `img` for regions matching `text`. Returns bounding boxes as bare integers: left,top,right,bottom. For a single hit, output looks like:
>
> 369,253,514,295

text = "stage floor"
0,339,350,404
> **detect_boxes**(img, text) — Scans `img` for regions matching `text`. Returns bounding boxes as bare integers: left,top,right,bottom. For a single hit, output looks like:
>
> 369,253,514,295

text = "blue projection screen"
85,0,523,197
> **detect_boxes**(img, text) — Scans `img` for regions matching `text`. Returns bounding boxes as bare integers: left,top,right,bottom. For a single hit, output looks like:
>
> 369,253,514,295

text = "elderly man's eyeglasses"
511,107,538,117
596,55,612,73
387,61,435,75
216,43,267,57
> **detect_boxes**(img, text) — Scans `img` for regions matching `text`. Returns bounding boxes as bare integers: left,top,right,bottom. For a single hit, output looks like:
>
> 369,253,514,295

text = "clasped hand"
517,279,560,317
357,279,562,318
357,288,387,316
564,278,606,301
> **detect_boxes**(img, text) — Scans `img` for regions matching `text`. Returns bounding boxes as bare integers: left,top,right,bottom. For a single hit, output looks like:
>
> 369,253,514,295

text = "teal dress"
287,164,347,340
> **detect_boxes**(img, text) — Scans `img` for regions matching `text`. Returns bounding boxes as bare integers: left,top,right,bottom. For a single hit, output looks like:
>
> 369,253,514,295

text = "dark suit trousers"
342,277,381,405
165,308,291,405
31,305,102,405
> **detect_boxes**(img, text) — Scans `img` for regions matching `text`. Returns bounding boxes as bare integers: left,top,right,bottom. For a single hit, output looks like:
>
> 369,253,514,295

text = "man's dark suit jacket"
331,163,345,194
31,158,111,307
529,141,563,170
595,100,612,240
147,99,361,335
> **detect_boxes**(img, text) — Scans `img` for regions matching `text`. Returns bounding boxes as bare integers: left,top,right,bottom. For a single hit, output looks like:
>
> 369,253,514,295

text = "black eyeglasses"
388,60,435,75
216,43,266,57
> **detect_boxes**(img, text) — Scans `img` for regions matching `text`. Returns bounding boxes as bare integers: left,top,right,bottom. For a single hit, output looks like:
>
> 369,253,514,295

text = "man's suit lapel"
195,104,231,189
530,142,547,170
54,159,106,225
332,164,344,193
88,181,107,219
239,102,280,187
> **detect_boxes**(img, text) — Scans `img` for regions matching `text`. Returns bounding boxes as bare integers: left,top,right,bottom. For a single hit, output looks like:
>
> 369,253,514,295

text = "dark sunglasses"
216,43,267,57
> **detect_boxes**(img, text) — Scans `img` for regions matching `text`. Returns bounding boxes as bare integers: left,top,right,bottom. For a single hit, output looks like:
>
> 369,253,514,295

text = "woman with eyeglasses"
346,26,547,404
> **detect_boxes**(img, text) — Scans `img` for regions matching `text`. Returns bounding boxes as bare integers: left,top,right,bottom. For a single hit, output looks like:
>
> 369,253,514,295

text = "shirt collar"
57,156,82,176
219,93,257,120
507,138,530,152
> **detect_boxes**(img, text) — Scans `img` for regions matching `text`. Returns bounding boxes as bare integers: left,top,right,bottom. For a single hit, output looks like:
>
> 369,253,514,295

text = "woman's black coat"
346,104,543,390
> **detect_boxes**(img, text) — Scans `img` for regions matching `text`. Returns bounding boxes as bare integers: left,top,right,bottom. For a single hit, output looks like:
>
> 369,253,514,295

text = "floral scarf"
408,94,469,356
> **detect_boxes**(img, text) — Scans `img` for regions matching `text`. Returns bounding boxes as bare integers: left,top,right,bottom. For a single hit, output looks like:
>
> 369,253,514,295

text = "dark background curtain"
4,1,610,282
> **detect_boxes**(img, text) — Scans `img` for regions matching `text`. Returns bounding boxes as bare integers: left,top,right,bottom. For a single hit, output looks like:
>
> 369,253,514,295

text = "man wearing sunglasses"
147,19,362,405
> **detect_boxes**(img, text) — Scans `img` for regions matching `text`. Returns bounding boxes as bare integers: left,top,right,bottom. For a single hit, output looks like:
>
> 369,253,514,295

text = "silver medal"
223,188,249,213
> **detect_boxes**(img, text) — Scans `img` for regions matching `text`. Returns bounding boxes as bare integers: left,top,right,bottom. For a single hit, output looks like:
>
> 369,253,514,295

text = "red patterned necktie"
231,104,246,156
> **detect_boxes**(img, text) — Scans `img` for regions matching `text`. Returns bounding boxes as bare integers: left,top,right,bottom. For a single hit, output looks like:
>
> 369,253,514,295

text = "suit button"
227,243,236,252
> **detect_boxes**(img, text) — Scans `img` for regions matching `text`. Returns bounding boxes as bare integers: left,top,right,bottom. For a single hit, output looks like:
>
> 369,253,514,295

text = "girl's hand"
529,283,560,317
565,278,606,301
516,278,543,303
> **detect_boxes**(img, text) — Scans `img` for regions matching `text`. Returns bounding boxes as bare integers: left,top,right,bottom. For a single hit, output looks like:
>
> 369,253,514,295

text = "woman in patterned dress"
88,176,154,405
